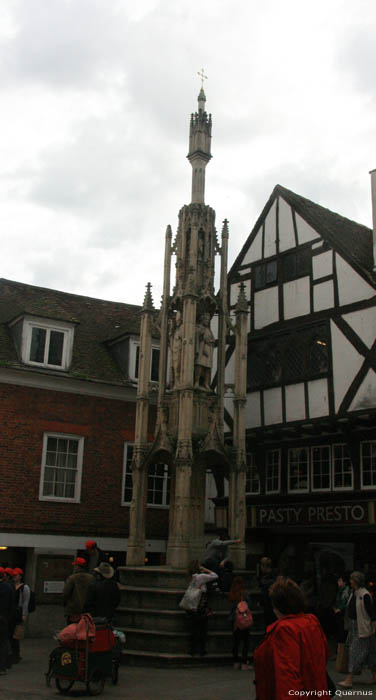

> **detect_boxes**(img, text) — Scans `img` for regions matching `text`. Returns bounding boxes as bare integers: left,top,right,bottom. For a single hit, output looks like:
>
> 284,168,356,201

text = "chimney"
370,169,376,272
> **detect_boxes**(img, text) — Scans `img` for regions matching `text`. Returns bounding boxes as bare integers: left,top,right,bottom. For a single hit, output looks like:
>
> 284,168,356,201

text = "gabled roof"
229,184,375,286
0,278,144,385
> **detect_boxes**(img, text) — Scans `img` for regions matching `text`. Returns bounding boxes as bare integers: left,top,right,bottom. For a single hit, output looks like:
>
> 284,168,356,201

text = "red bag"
58,623,78,645
58,614,96,645
76,613,96,641
234,600,253,631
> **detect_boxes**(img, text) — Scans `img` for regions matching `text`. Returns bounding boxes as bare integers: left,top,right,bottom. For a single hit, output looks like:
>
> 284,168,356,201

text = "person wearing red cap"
11,568,30,664
0,571,14,674
84,541,105,573
1,568,16,671
63,558,94,623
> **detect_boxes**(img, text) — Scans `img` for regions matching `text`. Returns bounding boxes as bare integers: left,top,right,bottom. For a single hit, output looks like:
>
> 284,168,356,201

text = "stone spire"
187,84,212,204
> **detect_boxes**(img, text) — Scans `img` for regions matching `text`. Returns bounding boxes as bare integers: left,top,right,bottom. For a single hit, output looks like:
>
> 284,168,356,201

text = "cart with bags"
46,614,119,696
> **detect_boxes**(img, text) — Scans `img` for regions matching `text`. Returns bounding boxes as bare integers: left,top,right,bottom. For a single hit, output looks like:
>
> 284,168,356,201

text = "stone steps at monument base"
123,649,236,667
120,586,239,611
118,606,265,633
121,626,263,655
119,566,257,590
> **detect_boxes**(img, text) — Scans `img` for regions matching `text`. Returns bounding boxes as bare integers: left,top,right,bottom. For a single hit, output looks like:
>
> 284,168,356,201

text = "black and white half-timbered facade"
225,183,376,580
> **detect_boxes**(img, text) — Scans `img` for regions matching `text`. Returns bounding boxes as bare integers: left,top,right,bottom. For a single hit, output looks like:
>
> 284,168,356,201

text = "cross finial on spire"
197,68,208,88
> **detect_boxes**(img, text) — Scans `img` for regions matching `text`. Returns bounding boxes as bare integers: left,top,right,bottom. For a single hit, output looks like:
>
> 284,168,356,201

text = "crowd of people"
2,531,376,695
0,565,30,674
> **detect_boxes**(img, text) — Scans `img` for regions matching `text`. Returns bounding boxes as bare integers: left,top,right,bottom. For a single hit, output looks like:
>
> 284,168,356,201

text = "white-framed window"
265,449,281,494
39,433,84,502
361,441,376,489
288,448,309,492
122,443,170,507
332,444,353,490
129,340,160,382
19,316,74,370
245,452,260,494
311,445,331,491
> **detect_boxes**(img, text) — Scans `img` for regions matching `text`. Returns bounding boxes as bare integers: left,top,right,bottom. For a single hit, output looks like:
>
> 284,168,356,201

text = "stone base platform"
117,566,264,666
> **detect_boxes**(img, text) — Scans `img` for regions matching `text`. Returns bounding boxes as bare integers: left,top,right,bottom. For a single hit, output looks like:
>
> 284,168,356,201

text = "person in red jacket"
254,576,329,700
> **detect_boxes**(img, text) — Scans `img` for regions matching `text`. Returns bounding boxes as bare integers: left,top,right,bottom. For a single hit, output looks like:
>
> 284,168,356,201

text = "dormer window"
14,316,74,370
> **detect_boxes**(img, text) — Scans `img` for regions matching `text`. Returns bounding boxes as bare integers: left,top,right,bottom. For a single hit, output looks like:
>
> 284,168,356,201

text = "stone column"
228,284,248,568
127,285,154,567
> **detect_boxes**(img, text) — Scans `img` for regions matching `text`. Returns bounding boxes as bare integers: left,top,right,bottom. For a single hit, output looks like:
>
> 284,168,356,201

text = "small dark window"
30,328,47,363
48,331,64,366
151,348,160,382
254,260,277,291
266,261,277,285
283,248,311,282
285,343,305,381
254,265,265,291
310,338,328,374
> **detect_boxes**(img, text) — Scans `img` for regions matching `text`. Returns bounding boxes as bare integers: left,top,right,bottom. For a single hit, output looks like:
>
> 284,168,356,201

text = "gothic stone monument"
126,85,248,571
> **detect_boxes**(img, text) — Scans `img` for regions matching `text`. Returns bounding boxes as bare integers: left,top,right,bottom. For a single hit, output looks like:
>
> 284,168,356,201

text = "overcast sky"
1,0,376,306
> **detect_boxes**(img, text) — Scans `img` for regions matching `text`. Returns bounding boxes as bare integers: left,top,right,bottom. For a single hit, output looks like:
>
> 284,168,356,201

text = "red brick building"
0,278,172,623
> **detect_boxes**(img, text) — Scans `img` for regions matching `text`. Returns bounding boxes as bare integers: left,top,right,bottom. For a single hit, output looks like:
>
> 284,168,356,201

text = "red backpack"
234,600,253,631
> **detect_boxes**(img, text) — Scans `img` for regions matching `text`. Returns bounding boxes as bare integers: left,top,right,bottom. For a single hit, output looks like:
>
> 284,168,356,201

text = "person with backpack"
228,576,253,670
11,568,30,664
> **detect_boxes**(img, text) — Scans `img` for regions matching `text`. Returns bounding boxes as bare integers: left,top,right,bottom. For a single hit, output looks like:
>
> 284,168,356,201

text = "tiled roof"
230,184,375,285
0,278,145,385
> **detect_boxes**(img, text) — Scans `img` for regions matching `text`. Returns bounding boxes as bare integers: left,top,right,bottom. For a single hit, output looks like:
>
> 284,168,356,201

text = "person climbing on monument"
194,313,215,389
202,530,242,575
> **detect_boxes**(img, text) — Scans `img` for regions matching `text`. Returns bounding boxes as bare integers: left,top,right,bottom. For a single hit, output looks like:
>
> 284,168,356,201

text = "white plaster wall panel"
238,267,250,276
312,251,332,280
264,200,277,258
283,277,310,319
336,254,375,305
285,383,306,422
230,283,239,306
224,346,235,383
243,228,262,264
295,213,320,244
254,286,279,329
263,387,283,425
313,280,334,312
278,197,296,252
245,392,261,428
331,320,364,411
224,396,234,419
343,307,376,349
349,369,376,412
308,378,329,417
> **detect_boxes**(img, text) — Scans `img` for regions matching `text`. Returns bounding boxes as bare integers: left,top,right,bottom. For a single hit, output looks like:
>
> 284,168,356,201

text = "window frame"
21,316,74,370
245,452,260,495
332,443,353,491
39,432,84,503
311,445,331,492
288,447,309,493
253,259,278,292
121,442,170,507
361,441,376,490
265,449,281,494
129,340,160,383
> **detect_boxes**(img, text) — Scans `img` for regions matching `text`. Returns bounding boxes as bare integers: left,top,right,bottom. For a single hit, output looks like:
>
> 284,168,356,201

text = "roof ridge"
0,277,142,310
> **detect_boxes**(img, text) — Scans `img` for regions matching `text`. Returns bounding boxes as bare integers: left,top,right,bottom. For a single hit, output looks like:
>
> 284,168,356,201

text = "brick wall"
0,383,168,537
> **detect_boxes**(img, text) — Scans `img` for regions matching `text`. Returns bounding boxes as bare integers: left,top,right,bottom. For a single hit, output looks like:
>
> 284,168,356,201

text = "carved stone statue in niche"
170,311,183,388
194,312,215,389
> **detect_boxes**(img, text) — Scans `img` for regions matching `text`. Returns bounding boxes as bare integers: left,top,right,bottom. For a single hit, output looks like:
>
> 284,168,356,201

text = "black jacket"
84,577,121,620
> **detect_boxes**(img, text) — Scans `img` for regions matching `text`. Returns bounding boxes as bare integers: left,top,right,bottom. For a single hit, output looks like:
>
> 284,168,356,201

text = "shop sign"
252,502,372,527
43,580,65,594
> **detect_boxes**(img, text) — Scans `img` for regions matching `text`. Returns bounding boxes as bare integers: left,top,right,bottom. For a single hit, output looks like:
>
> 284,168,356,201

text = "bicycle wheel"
86,669,105,696
55,677,74,694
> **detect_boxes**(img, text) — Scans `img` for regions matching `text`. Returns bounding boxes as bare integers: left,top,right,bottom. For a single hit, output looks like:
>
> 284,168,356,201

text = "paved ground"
0,638,375,700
